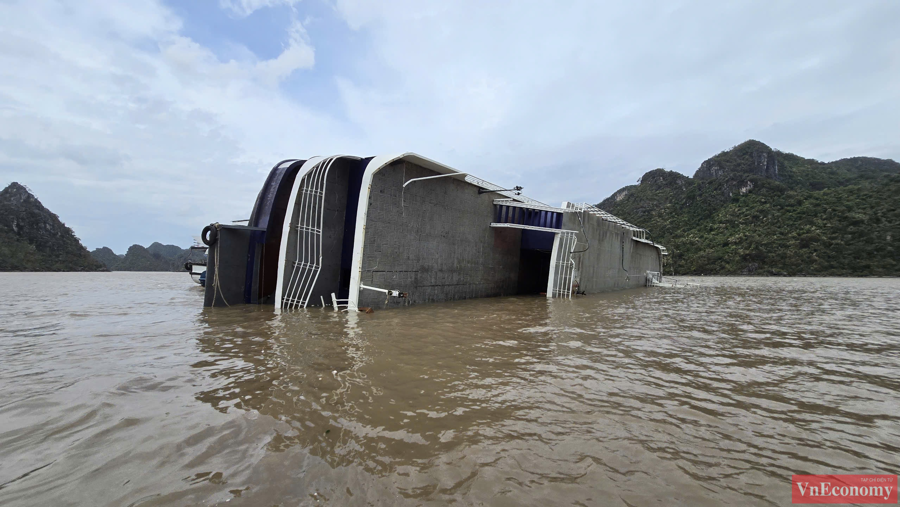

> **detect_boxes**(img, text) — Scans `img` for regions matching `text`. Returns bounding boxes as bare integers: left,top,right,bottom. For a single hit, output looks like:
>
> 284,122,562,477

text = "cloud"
159,20,314,86
255,20,315,84
219,0,302,18
0,0,898,250
0,0,334,251
330,0,900,203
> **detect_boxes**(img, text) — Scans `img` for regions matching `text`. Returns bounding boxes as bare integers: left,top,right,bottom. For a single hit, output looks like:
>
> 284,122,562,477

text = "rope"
212,223,230,307
571,205,591,254
401,162,406,217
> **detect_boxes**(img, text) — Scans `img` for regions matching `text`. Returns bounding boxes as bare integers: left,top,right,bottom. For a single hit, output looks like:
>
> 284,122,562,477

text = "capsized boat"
198,154,668,309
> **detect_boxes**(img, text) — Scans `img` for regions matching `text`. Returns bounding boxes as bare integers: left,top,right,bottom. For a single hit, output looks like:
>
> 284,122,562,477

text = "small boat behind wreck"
184,243,208,286
200,153,667,310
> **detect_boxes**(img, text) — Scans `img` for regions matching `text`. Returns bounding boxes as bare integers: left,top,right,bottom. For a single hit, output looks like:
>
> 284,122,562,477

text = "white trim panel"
274,157,323,310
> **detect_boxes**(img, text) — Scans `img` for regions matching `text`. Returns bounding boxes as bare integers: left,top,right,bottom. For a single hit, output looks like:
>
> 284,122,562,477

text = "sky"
1,0,898,252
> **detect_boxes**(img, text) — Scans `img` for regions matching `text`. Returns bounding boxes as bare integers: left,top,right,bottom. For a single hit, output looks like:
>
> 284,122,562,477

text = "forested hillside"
91,242,193,271
599,141,900,276
0,182,105,272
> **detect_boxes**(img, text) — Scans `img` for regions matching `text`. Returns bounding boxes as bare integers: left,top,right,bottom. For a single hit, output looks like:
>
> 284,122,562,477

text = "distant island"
0,182,193,272
599,140,900,276
90,243,195,272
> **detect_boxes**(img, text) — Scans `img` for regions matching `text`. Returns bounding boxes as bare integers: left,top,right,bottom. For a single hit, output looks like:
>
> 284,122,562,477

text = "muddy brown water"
0,273,897,506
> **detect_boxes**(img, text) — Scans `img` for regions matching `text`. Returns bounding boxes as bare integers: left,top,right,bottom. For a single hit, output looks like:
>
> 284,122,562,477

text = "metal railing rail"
464,175,549,207
551,231,577,299
571,203,668,255
331,292,351,311
282,157,337,309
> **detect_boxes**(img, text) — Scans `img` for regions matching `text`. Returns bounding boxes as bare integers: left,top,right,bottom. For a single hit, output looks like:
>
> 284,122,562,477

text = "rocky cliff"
693,140,780,180
0,182,105,272
599,140,900,276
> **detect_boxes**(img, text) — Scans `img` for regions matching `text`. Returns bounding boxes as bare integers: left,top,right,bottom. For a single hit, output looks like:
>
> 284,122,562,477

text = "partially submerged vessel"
184,242,208,286
201,154,667,310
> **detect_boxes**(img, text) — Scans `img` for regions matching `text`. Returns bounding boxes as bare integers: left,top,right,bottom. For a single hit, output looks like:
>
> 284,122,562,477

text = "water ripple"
0,273,898,506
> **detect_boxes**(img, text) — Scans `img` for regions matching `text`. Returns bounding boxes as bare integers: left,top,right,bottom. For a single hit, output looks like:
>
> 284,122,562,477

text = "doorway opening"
337,157,370,300
517,230,554,294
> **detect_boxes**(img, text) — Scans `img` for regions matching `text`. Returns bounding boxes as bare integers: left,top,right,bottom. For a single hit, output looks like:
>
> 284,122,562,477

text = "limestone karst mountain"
91,242,192,272
599,141,900,276
0,182,105,272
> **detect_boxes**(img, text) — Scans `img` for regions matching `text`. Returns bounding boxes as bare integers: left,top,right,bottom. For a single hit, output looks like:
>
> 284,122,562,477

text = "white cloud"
330,0,900,202
1,0,898,250
0,0,337,251
255,20,315,85
219,0,302,18
158,20,314,86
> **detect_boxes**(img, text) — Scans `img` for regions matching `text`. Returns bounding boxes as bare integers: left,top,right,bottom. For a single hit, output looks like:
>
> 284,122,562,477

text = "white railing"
282,158,337,309
575,203,644,232
464,175,550,207
331,293,351,311
573,203,667,255
550,231,578,299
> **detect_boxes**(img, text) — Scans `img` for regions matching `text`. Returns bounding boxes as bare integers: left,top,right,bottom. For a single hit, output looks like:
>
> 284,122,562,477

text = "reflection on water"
0,273,898,506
